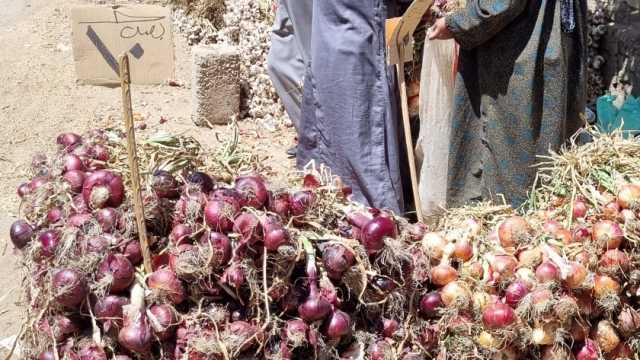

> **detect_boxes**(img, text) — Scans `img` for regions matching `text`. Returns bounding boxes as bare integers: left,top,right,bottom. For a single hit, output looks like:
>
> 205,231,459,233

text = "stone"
192,44,241,126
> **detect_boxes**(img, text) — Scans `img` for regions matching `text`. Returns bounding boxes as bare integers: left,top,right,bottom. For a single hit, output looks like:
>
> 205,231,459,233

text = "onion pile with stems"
11,128,640,359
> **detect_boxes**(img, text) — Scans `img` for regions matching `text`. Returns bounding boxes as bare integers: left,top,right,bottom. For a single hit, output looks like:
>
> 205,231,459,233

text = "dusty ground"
0,0,295,351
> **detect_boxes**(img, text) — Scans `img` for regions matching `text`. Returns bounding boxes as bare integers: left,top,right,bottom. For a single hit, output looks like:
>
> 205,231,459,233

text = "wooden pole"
396,45,424,222
119,53,153,274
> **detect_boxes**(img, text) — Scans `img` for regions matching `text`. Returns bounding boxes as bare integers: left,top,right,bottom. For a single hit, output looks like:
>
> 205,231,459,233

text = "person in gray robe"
297,0,406,214
266,0,313,155
429,0,587,208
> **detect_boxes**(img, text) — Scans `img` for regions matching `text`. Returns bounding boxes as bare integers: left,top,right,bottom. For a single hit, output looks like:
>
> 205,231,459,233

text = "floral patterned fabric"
444,0,588,208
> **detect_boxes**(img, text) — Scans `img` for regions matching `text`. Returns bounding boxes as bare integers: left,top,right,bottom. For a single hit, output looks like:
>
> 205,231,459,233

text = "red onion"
222,263,245,289
63,154,85,173
39,315,79,342
152,170,179,199
603,201,621,220
573,226,591,243
490,254,518,281
573,198,589,219
61,170,85,194
262,216,289,251
227,321,260,352
592,220,624,250
97,254,135,293
38,349,57,360
68,213,92,228
71,194,89,214
594,320,620,354
235,175,268,208
381,318,399,338
10,220,34,249
77,342,108,360
594,275,621,298
290,190,315,216
204,199,239,232
368,341,393,360
322,244,355,280
82,170,125,209
599,249,630,273
620,209,636,223
52,269,88,308
30,176,49,192
285,319,308,344
346,212,372,230
94,295,129,331
199,231,232,269
170,224,193,245
419,292,442,318
119,311,152,354
39,230,61,257
535,261,560,283
122,240,142,266
57,133,82,151
564,262,588,289
17,182,31,198
233,212,262,244
95,207,119,233
361,216,397,255
148,268,186,305
89,143,110,162
543,220,563,235
505,281,529,307
186,171,214,193
617,306,640,337
482,303,516,329
498,216,531,248
453,241,473,262
268,191,291,218
323,309,351,339
83,235,109,254
148,304,177,340
46,207,63,224
575,339,599,360
617,184,640,209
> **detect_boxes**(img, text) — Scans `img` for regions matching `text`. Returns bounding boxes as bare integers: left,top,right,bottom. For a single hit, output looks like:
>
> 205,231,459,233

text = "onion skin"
170,224,193,246
482,303,516,329
39,230,61,258
222,263,245,289
603,202,621,220
52,269,88,308
97,254,135,293
186,172,214,193
361,216,397,255
17,182,31,198
77,342,108,360
95,207,119,233
573,198,589,219
63,154,85,172
262,217,290,251
82,170,125,209
122,241,143,266
490,255,518,282
290,190,315,216
268,191,291,218
233,212,262,244
147,268,186,305
617,307,640,337
152,170,179,199
39,315,79,342
10,220,34,249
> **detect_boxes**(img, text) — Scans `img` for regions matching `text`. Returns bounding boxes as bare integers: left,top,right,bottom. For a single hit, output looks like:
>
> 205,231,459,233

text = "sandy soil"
0,0,295,352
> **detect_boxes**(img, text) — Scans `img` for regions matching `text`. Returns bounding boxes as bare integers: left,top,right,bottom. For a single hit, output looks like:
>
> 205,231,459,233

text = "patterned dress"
444,0,588,208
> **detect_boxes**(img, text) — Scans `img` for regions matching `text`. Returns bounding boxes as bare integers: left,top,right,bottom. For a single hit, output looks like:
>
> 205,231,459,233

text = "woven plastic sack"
415,38,457,221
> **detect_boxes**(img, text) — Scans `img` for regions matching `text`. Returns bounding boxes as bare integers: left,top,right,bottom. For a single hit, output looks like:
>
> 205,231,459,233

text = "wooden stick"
119,53,153,274
396,46,424,222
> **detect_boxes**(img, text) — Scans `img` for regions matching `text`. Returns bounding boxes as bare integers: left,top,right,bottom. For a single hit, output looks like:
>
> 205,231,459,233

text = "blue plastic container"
596,95,640,137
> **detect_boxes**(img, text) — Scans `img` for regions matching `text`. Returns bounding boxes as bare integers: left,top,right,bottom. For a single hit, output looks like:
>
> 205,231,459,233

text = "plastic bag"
415,38,457,220
596,95,640,137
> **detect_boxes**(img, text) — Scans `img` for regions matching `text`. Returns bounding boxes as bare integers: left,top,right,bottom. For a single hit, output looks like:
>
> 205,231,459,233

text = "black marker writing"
120,23,166,40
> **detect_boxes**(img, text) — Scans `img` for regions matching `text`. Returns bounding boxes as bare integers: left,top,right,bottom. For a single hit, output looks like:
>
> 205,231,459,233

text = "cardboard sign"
386,0,433,65
71,5,174,85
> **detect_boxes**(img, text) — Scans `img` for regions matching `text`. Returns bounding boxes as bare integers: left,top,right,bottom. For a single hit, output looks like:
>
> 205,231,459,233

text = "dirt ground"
0,0,295,351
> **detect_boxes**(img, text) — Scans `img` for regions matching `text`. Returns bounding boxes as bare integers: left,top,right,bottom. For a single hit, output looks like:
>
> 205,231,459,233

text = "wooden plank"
119,53,153,274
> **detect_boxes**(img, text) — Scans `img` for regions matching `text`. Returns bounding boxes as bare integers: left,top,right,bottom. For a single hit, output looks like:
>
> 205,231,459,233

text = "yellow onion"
453,241,473,262
441,281,471,308
476,331,498,350
518,246,542,268
564,262,588,289
430,262,458,286
617,183,640,209
594,275,621,298
422,232,447,261
593,320,620,353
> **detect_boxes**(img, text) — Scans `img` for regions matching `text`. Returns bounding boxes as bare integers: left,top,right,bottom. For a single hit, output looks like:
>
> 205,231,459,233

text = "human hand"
427,17,453,40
